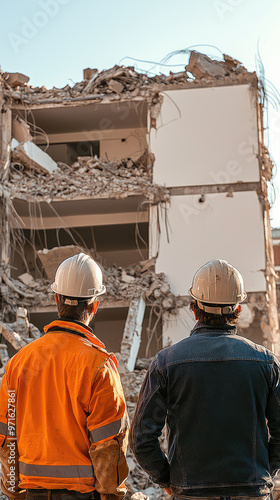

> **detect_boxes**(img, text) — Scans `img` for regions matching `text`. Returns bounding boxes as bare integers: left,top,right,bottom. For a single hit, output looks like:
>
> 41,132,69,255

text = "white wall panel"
151,84,259,187
150,191,266,294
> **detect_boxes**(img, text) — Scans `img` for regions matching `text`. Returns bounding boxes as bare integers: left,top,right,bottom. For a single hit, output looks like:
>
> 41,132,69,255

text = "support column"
120,295,146,372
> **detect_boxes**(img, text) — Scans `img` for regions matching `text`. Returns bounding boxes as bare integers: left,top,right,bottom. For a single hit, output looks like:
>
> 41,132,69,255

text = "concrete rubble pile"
104,260,187,311
1,52,254,106
0,306,41,379
6,150,169,203
0,260,187,314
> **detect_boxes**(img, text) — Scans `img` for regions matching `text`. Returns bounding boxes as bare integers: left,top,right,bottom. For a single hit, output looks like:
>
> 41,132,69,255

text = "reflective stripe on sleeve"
90,418,122,443
19,462,94,478
0,422,7,436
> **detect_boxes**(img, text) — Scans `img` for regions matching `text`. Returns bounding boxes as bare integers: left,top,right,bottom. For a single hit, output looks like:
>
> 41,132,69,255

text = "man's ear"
55,293,59,305
190,301,199,320
88,300,99,317
93,300,99,315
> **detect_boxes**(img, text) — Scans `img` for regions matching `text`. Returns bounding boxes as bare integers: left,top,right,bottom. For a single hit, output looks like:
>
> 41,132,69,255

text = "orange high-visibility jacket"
0,319,127,493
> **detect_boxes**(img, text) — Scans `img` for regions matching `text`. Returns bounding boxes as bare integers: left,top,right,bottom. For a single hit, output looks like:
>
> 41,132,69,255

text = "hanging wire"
120,44,224,77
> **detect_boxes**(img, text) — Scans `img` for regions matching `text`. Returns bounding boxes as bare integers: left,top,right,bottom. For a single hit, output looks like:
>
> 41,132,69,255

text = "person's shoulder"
233,334,276,363
78,336,112,363
4,335,45,372
154,335,192,367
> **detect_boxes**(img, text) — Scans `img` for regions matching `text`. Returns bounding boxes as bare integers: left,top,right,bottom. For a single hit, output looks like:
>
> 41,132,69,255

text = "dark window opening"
39,141,100,165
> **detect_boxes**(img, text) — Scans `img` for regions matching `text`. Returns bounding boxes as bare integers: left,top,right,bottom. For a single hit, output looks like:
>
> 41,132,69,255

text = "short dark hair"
190,300,240,327
57,297,92,323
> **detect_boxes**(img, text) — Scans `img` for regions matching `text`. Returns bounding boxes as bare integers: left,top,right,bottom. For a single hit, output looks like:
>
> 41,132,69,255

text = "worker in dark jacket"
129,259,280,499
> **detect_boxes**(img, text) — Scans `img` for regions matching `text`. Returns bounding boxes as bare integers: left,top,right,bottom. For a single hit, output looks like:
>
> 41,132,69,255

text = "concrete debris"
29,323,41,340
104,264,187,311
0,321,28,351
121,367,147,404
0,262,187,315
16,307,30,338
12,117,31,143
1,53,255,105
3,72,29,88
83,68,99,80
0,270,53,309
135,357,152,370
121,270,136,284
223,54,244,71
185,51,248,80
261,143,275,180
11,139,58,175
6,150,167,203
18,273,36,287
108,79,124,94
0,307,41,353
37,245,86,281
0,344,9,376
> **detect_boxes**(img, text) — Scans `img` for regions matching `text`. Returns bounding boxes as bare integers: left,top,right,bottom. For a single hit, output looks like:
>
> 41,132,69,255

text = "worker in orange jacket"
0,253,128,500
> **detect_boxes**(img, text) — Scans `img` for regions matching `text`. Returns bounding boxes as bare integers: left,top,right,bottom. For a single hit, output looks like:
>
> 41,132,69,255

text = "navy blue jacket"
129,322,280,498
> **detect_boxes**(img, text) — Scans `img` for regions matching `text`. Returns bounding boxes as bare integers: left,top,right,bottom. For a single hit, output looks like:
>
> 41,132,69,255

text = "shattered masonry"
0,50,279,499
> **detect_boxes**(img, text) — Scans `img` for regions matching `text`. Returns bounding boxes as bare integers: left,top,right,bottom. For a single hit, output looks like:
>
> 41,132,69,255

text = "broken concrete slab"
120,295,146,372
4,72,30,88
0,321,28,350
11,139,58,174
108,79,124,94
186,51,229,79
12,117,31,143
16,307,29,338
18,272,36,286
37,245,86,281
223,54,243,71
83,68,99,80
29,323,41,339
121,270,136,284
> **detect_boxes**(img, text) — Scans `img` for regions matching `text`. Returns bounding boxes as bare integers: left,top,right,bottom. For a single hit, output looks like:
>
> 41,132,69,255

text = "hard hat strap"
197,300,238,316
59,295,96,306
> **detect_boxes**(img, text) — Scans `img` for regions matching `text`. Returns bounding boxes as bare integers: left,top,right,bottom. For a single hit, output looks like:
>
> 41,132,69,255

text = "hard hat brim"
51,282,106,298
189,288,247,305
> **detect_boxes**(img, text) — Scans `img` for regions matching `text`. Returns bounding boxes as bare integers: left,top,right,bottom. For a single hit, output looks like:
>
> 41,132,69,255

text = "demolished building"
0,50,279,498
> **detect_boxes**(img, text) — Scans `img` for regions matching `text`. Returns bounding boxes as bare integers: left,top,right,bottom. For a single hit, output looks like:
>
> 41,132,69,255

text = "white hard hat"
189,259,246,315
51,253,106,302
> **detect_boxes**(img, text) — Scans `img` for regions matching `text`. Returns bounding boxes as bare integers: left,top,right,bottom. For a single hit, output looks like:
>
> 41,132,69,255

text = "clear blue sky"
1,0,280,226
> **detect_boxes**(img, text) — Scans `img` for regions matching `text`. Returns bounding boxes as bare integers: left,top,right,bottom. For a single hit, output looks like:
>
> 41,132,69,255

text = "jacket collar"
190,321,237,337
44,318,106,350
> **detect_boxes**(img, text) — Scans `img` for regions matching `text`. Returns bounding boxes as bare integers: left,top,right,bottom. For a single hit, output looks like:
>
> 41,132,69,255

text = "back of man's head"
51,252,106,324
189,259,246,326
